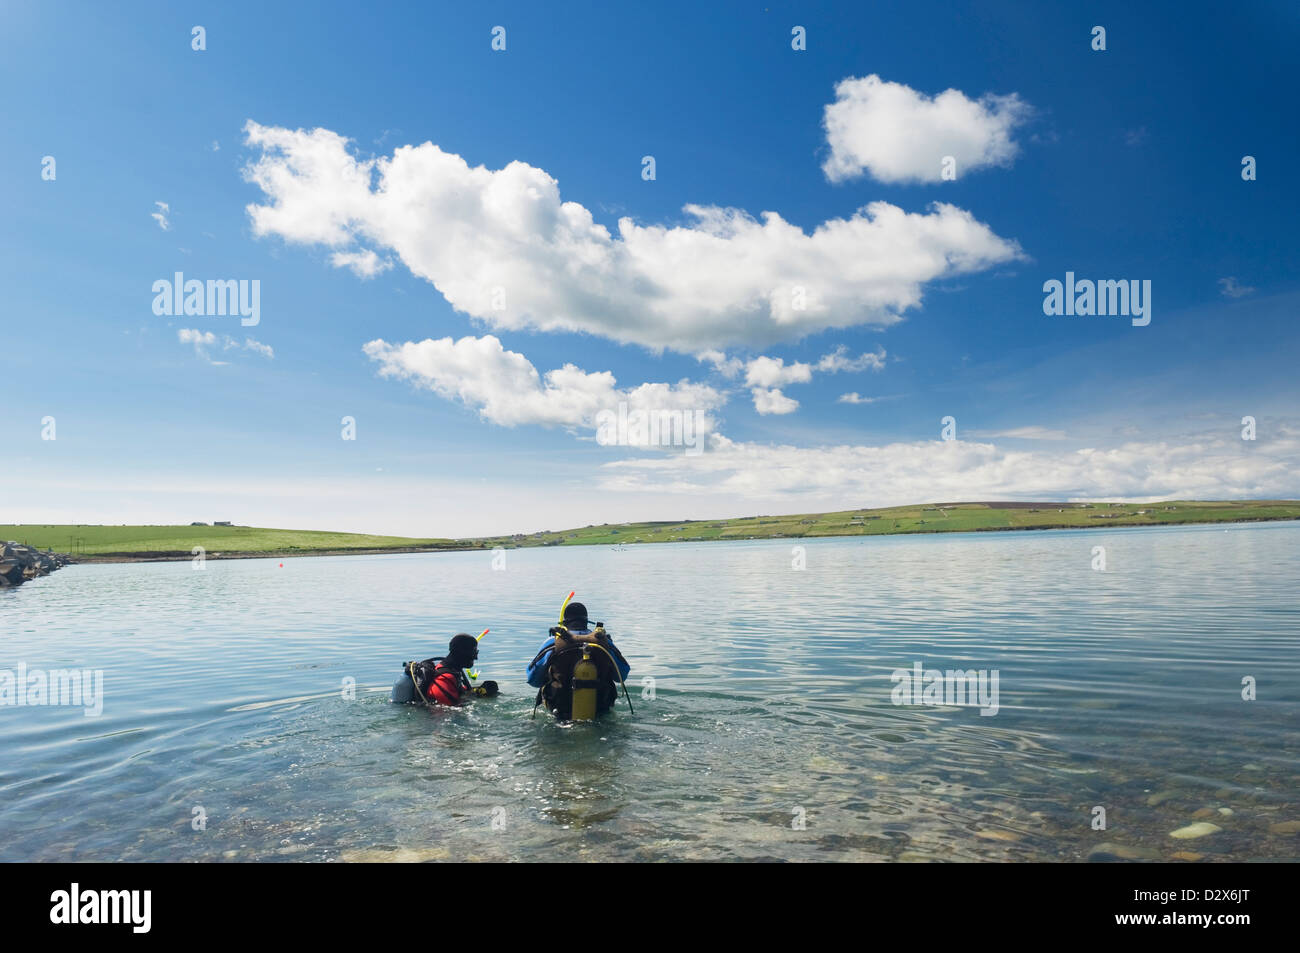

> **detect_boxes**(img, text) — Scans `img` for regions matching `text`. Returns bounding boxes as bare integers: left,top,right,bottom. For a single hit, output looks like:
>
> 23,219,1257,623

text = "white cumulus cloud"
744,356,813,389
696,349,744,379
751,387,800,415
822,75,1031,184
242,121,1023,351
363,334,725,445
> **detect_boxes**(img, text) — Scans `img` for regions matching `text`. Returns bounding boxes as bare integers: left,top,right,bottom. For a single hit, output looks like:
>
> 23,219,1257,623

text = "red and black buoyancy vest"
410,657,469,706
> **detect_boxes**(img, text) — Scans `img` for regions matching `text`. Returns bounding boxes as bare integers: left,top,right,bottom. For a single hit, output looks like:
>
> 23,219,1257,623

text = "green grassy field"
6,500,1298,560
0,523,458,557
473,499,1300,547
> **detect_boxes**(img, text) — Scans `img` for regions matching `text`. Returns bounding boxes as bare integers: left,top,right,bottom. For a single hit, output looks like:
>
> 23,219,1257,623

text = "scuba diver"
527,599,632,720
392,633,499,706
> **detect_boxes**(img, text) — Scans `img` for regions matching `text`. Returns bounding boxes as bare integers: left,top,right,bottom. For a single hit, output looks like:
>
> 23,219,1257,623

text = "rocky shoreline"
0,541,73,588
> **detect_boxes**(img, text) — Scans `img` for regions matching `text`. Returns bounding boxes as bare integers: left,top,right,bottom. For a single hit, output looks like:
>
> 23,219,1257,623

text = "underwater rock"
975,829,1023,842
1169,822,1221,839
1268,821,1300,834
339,846,451,862
1087,842,1162,862
1171,851,1203,862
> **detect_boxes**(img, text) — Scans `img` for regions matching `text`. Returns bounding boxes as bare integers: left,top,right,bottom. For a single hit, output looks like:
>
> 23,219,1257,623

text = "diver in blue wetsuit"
526,601,630,719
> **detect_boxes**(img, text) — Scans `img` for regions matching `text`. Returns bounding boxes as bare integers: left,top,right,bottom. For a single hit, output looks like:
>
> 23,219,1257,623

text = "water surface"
2,523,1297,862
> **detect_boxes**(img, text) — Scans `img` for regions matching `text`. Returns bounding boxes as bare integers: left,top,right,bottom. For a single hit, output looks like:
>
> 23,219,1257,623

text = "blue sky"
3,0,1297,536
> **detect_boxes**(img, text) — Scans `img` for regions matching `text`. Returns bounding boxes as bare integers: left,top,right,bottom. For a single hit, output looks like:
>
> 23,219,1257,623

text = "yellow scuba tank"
570,648,599,721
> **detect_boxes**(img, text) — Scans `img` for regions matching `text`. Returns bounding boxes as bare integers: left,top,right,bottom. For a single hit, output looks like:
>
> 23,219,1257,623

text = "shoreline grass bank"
4,500,1299,564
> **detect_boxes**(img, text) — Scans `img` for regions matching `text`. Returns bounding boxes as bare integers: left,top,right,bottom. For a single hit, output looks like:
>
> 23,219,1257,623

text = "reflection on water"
1,522,1297,861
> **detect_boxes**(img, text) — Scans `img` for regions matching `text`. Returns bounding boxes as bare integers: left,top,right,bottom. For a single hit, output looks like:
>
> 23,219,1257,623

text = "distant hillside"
6,500,1298,562
471,500,1300,547
0,524,457,559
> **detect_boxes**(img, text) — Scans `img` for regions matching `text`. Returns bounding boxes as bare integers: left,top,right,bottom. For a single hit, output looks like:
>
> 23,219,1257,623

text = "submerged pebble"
1169,822,1221,839
339,846,451,862
1088,842,1162,862
975,829,1022,842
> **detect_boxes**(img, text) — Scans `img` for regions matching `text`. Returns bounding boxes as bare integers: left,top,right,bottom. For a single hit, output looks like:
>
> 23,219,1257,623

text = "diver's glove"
472,681,500,697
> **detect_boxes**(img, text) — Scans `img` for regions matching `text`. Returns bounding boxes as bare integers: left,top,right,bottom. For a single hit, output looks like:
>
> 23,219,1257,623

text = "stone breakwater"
0,542,72,588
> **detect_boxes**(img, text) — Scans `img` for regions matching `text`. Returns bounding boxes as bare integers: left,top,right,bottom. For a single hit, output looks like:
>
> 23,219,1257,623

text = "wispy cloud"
1218,276,1255,298
816,345,886,374
600,428,1300,505
967,426,1067,440
179,328,274,363
151,201,171,231
1124,127,1148,147
241,338,274,359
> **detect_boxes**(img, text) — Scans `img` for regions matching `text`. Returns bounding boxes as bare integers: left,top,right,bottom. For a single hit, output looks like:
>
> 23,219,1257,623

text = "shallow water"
2,522,1297,862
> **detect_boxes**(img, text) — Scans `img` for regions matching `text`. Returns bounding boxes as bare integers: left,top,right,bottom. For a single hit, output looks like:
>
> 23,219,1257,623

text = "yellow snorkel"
466,627,489,680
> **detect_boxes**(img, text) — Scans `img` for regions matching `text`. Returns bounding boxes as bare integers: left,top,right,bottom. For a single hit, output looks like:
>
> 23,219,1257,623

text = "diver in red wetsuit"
397,634,498,706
